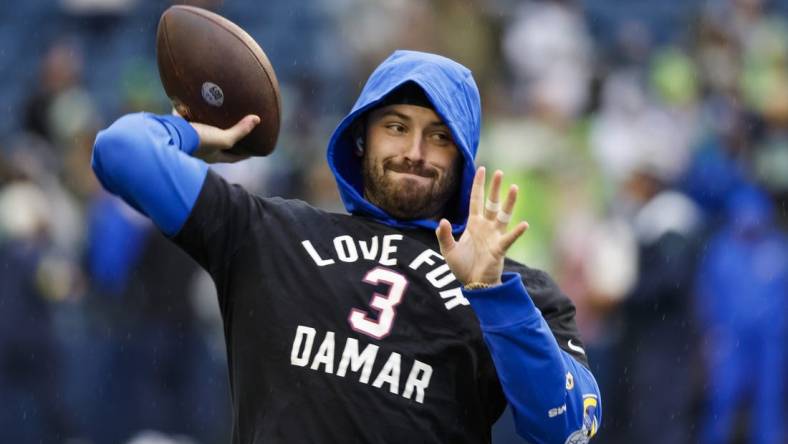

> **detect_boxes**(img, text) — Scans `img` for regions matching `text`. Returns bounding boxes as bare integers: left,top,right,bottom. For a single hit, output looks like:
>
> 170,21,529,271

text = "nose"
402,132,426,162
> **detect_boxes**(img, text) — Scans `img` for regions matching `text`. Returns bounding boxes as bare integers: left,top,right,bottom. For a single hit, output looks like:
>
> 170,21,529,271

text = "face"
362,104,462,220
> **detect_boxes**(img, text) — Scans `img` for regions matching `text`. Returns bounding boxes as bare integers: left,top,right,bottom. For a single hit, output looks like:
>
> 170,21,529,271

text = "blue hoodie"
327,50,479,234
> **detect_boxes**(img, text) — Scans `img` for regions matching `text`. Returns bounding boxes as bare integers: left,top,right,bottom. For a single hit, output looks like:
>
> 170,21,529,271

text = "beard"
362,155,461,220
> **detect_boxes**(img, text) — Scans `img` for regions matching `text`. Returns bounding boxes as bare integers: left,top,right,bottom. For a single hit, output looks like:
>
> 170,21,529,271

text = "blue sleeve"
464,272,602,444
91,112,209,236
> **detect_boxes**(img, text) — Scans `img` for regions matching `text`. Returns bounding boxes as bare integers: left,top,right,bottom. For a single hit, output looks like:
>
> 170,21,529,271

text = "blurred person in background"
502,0,593,121
483,0,595,272
694,185,787,444
586,58,704,443
84,190,212,442
20,38,102,215
24,39,98,155
0,153,74,442
613,163,703,444
745,21,788,226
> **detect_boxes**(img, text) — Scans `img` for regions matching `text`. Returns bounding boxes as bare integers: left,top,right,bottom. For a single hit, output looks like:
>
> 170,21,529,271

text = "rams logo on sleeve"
564,394,599,444
582,395,599,437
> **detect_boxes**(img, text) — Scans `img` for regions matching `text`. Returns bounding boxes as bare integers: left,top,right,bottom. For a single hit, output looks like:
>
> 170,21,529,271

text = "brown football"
156,5,281,156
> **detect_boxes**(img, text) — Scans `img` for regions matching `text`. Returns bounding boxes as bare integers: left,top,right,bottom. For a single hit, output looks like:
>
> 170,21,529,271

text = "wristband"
464,281,496,290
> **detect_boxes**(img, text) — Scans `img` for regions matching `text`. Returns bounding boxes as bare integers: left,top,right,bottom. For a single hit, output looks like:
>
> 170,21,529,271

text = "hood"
327,50,481,234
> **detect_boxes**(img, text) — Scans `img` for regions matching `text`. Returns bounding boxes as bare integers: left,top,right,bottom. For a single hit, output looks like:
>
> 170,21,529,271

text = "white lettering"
336,338,379,384
291,325,316,366
409,249,442,270
301,241,335,267
379,234,403,266
548,404,567,418
333,235,359,263
359,236,379,261
402,360,433,404
425,263,456,288
372,352,401,395
310,331,336,373
439,287,470,310
291,326,433,403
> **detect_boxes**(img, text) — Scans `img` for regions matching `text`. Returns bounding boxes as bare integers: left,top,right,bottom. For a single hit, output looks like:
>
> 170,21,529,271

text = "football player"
92,50,601,443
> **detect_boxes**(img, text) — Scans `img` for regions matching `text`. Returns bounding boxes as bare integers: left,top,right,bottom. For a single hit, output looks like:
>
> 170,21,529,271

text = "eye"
385,123,406,134
430,131,452,145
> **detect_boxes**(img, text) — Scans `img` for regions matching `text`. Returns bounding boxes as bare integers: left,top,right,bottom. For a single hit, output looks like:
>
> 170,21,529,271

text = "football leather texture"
156,5,281,156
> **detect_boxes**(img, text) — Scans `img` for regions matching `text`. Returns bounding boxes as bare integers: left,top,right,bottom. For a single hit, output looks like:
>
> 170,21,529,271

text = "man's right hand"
176,111,260,163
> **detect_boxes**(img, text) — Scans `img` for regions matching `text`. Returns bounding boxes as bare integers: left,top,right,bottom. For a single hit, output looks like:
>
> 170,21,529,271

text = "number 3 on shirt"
348,267,408,339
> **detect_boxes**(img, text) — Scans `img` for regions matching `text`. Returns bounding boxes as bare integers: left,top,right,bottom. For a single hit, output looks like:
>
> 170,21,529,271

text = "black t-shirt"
173,171,586,444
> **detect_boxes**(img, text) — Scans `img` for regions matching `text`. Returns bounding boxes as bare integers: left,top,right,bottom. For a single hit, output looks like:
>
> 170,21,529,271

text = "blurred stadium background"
1,0,787,443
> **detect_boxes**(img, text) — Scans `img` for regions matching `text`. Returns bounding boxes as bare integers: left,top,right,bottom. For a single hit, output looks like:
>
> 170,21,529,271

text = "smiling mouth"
386,163,436,179
389,169,434,179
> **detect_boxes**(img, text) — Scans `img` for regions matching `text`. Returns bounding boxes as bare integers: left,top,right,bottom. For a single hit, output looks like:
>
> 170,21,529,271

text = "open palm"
436,167,529,286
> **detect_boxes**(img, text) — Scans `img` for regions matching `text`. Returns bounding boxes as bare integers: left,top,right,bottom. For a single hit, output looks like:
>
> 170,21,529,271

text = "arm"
92,112,207,235
436,167,601,443
465,273,600,444
91,112,259,236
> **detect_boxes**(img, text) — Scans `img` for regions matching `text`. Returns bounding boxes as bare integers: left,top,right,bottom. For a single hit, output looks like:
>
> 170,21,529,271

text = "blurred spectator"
503,0,593,120
83,194,217,442
585,61,705,438
0,177,73,441
3,133,87,251
24,39,98,151
681,137,750,222
695,185,787,444
480,111,583,270
590,69,694,188
614,169,703,444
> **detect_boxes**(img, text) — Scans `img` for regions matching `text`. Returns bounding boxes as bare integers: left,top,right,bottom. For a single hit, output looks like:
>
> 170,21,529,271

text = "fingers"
225,114,261,147
468,167,486,215
500,221,529,252
484,170,503,220
497,184,518,227
467,166,528,252
481,170,515,230
497,182,525,250
435,218,457,256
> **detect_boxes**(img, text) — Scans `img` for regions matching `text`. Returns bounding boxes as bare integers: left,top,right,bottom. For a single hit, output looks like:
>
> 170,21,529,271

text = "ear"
351,119,366,158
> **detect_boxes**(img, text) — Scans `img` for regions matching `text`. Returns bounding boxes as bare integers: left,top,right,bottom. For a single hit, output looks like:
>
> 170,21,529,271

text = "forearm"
465,273,602,444
91,112,208,236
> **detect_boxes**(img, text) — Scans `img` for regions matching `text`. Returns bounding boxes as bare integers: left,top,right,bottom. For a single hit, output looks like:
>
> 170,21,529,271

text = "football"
156,5,281,156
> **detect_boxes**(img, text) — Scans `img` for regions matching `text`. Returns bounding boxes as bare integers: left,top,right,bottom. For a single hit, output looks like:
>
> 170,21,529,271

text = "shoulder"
200,169,335,220
261,195,326,217
503,258,575,318
504,258,591,365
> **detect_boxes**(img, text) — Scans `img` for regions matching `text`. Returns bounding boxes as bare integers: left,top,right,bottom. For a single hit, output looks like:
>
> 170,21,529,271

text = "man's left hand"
435,167,529,287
